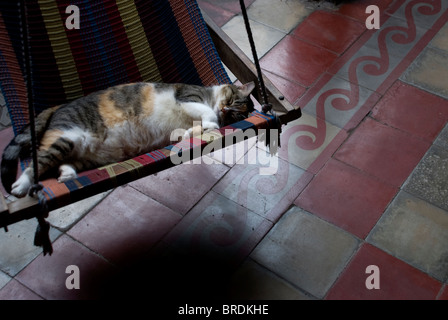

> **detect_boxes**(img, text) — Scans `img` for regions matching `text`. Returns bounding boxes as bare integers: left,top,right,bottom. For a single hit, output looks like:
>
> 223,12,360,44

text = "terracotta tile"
401,47,448,99
295,158,397,239
0,279,42,300
251,206,359,298
68,185,181,266
326,244,442,300
334,117,431,187
227,259,312,300
260,35,338,87
368,191,448,281
15,235,116,300
337,0,394,22
263,70,306,104
438,286,448,300
371,81,448,142
198,1,235,27
292,10,364,54
247,0,312,33
404,144,448,212
129,161,228,215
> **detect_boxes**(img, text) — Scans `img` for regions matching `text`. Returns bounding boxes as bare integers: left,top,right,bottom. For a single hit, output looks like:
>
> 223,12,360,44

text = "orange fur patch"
98,90,125,127
141,85,154,117
40,129,64,151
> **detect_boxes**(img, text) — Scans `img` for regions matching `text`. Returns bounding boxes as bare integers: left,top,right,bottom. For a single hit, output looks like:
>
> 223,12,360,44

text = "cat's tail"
1,106,60,194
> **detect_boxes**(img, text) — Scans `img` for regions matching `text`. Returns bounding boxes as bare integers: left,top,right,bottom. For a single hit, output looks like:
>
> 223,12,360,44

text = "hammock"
0,0,301,253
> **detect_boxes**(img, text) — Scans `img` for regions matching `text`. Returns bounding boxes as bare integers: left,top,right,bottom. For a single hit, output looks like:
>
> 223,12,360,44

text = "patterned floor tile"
0,279,42,300
334,117,431,187
389,0,448,30
336,0,394,22
15,235,116,300
213,147,313,221
326,243,442,300
404,144,448,211
222,15,285,61
295,158,397,239
162,191,273,265
299,73,381,130
371,80,448,142
368,191,448,281
251,206,359,299
129,161,229,215
226,259,312,300
0,219,61,276
68,185,181,266
247,0,312,33
292,10,364,55
275,111,348,174
401,47,448,99
260,35,338,87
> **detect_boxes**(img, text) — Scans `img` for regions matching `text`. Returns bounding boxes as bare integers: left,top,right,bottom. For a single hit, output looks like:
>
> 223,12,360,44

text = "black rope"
19,0,53,255
239,0,272,113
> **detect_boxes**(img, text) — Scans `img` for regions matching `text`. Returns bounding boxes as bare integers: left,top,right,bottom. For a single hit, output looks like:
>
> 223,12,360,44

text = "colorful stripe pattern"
0,0,230,133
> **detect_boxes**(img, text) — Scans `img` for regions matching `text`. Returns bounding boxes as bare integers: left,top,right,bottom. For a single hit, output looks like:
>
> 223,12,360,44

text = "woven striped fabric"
41,110,278,210
0,0,230,134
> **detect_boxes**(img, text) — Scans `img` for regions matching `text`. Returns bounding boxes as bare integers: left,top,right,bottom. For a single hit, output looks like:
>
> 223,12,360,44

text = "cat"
1,81,255,198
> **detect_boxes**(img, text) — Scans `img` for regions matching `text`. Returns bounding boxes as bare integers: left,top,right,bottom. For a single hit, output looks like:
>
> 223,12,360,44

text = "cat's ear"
237,82,256,97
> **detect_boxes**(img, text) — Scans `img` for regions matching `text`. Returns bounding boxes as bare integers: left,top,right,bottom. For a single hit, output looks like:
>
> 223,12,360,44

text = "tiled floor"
1,0,448,300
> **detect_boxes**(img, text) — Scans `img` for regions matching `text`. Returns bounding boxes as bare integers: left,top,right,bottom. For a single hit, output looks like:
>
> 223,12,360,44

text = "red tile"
438,285,448,300
295,159,397,238
260,35,338,87
15,235,116,299
130,162,229,215
334,117,431,187
0,279,42,300
292,10,364,54
68,185,181,266
263,70,306,104
371,81,448,142
198,1,235,27
326,244,442,300
337,0,394,22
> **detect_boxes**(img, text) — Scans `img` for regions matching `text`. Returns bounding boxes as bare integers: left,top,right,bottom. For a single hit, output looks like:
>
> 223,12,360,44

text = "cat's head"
217,82,256,127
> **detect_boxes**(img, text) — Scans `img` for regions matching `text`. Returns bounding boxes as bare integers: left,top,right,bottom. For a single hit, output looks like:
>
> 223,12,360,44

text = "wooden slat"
203,12,301,125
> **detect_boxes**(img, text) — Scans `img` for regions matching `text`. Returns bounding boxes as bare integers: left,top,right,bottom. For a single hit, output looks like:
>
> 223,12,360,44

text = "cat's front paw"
202,121,219,132
11,175,32,198
58,165,77,183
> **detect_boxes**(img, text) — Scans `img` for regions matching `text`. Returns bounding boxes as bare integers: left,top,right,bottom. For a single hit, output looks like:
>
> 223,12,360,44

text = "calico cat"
1,81,255,197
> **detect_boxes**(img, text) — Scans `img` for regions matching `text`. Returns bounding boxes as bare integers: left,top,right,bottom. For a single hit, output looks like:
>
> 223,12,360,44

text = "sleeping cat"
1,81,255,197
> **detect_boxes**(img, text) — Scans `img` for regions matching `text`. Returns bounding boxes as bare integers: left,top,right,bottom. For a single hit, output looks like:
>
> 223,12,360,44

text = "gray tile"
0,218,61,276
227,259,312,300
434,124,448,150
0,270,11,290
368,191,448,281
251,206,359,298
222,15,285,61
404,144,448,211
400,47,448,99
47,191,111,231
247,0,312,33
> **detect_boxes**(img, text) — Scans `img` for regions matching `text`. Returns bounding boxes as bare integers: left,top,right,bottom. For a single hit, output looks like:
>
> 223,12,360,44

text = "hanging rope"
238,0,281,152
19,0,53,255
